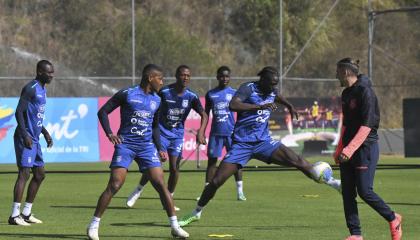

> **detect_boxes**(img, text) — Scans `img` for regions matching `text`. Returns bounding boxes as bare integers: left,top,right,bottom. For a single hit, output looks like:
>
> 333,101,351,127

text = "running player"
87,64,189,240
126,65,208,210
8,60,54,226
178,66,341,227
334,58,402,240
204,66,246,201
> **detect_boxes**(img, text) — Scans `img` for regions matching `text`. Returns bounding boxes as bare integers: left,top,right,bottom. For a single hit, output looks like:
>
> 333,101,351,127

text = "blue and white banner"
0,98,99,163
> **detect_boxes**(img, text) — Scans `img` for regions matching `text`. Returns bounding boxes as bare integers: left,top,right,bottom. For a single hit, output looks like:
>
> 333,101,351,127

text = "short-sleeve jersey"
158,84,204,139
205,86,236,136
116,86,161,146
15,79,47,142
232,82,277,142
341,74,379,146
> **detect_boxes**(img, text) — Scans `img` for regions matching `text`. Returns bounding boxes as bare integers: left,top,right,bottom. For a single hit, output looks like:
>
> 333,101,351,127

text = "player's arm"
152,107,167,162
192,95,208,145
339,89,374,162
229,84,276,112
275,94,298,120
203,92,212,131
97,90,125,145
41,126,53,148
15,85,35,148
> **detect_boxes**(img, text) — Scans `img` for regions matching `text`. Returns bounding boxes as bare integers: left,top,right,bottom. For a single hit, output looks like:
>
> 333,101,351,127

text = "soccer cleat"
171,226,189,238
237,193,247,201
326,177,342,193
126,187,143,208
389,213,402,240
21,214,43,224
8,215,31,226
345,235,363,240
179,213,200,227
87,227,99,240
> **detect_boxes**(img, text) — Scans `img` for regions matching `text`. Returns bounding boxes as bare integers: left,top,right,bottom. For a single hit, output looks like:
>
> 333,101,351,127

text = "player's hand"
107,133,122,145
159,151,168,162
43,132,53,148
23,135,33,149
289,106,299,120
260,103,278,111
196,132,207,145
338,153,350,163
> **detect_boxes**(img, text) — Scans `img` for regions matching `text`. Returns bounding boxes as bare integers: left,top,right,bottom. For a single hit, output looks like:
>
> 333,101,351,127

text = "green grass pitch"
0,156,419,239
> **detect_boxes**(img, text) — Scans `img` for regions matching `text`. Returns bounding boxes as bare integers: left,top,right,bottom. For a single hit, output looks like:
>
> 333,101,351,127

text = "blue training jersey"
116,86,161,146
205,86,236,136
232,82,277,142
158,84,204,139
14,79,47,142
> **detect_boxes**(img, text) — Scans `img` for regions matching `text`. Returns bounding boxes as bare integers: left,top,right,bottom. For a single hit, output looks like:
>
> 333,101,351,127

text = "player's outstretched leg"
126,174,149,208
179,162,238,227
146,167,189,238
87,167,127,240
270,145,341,192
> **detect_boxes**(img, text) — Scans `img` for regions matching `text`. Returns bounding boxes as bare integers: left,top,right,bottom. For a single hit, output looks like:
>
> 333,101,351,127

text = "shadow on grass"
114,196,198,201
0,233,169,239
50,205,129,210
358,201,420,207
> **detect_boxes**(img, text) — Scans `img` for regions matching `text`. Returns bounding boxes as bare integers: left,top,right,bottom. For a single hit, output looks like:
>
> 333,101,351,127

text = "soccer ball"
312,161,333,183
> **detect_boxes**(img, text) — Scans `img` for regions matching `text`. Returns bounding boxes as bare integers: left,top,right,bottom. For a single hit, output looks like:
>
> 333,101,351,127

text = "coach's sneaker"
87,227,99,240
171,226,189,238
21,213,43,224
389,213,402,240
8,215,31,226
237,192,247,201
345,235,363,240
179,213,200,227
126,187,143,208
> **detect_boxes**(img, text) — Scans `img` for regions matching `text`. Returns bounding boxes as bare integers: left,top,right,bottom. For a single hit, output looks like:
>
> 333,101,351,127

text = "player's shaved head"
217,66,230,75
258,66,279,94
36,60,52,72
142,64,163,80
175,65,190,77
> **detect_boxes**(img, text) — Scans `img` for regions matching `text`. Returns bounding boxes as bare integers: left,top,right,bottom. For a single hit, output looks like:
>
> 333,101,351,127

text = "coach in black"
334,58,402,240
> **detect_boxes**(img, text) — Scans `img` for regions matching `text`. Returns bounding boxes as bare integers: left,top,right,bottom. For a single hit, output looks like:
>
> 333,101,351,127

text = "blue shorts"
14,135,44,168
160,135,183,158
223,139,282,168
207,135,232,158
110,143,161,172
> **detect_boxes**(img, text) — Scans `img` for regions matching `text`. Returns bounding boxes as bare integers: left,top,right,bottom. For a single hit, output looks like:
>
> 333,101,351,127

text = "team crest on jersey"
226,94,232,101
150,101,157,110
182,99,189,108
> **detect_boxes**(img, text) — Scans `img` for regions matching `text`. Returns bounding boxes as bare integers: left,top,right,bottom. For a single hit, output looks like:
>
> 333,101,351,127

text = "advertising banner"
0,98,99,163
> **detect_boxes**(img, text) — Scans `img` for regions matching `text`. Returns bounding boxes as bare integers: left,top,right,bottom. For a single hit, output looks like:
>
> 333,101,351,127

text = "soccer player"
178,66,341,227
334,58,402,240
126,65,208,210
204,66,246,201
8,60,54,226
87,64,189,240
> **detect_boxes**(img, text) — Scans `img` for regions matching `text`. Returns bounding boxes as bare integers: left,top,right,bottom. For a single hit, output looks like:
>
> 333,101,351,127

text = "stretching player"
334,58,402,240
9,60,54,226
87,64,189,240
179,66,341,227
126,65,208,210
204,66,246,201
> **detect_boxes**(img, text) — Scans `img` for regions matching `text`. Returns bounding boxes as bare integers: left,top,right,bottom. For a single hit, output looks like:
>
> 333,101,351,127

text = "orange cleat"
389,213,403,240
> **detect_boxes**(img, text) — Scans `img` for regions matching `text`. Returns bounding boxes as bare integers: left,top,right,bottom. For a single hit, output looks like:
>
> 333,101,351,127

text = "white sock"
22,202,33,216
170,192,175,197
11,202,21,217
193,205,203,217
89,216,101,229
236,181,243,195
169,216,179,229
205,182,210,186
